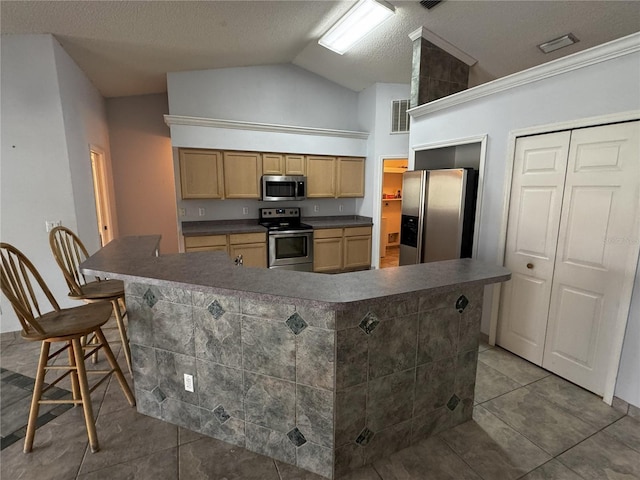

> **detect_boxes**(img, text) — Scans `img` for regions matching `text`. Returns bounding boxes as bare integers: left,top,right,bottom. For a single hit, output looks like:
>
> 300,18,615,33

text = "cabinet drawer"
229,232,266,245
344,226,372,237
184,235,228,248
185,245,229,253
313,228,343,239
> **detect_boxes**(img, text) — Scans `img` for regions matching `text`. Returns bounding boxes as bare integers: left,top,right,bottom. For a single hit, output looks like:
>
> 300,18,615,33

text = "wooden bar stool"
0,243,136,453
49,226,132,375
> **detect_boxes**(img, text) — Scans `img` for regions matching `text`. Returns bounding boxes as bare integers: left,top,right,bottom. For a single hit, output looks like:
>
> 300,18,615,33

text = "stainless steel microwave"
261,175,306,201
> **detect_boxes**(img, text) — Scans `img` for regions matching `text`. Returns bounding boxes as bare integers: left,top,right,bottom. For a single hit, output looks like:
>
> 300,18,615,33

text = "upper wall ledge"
409,32,640,119
164,115,369,140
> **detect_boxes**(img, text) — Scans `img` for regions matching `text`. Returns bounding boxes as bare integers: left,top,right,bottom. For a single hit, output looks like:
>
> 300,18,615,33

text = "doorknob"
526,263,534,269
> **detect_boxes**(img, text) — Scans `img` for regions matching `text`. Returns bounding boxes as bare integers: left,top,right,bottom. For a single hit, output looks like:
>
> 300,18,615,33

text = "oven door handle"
269,229,314,235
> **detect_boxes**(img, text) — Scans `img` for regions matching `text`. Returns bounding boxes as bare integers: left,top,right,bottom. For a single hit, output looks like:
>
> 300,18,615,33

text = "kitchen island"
81,235,510,479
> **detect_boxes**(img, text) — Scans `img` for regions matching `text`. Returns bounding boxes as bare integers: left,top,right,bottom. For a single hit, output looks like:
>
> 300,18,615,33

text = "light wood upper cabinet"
262,154,306,176
343,226,372,271
337,157,365,197
223,151,263,199
179,149,224,199
285,155,306,175
306,155,365,198
178,149,362,200
263,154,284,175
306,156,336,198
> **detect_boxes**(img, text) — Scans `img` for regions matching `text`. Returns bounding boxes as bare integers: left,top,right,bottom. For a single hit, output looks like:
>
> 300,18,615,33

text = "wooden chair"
49,226,132,374
0,243,136,453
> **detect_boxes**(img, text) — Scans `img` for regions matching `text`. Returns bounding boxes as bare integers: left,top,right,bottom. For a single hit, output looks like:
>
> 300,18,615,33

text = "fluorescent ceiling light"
319,0,395,55
538,33,579,54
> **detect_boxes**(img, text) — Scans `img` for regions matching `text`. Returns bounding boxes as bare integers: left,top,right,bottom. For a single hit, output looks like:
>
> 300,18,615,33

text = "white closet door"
498,132,571,364
542,121,640,395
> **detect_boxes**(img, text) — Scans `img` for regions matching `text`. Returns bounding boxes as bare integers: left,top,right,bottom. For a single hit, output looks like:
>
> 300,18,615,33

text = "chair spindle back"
0,243,59,335
49,226,95,297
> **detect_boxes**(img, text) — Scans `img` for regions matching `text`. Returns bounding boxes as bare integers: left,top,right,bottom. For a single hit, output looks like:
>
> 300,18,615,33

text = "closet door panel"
543,121,640,395
497,132,571,364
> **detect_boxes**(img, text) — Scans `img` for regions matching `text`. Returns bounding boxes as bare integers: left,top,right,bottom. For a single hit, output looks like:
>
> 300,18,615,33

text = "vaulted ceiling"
2,0,639,98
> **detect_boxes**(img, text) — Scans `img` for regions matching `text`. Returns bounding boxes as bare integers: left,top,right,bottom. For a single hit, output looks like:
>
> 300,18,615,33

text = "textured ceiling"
2,0,639,98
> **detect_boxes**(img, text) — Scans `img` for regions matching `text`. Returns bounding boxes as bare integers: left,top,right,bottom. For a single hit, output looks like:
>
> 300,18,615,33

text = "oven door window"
275,236,307,259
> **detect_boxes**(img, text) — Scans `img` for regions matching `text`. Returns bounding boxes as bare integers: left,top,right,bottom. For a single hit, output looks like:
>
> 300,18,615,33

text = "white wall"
0,35,110,333
52,39,111,253
168,64,360,130
357,83,411,267
410,45,640,405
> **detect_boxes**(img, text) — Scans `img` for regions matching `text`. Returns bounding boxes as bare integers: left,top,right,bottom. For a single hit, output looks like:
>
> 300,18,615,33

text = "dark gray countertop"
302,215,373,229
182,220,266,236
81,235,510,309
182,216,373,236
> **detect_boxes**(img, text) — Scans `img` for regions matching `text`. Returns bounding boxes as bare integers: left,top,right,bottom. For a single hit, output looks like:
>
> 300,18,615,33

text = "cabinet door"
313,237,343,272
184,234,228,253
229,243,267,268
542,121,640,395
343,227,372,270
497,132,570,365
263,154,284,175
337,157,365,197
285,155,306,175
223,151,263,199
179,149,224,199
306,156,336,198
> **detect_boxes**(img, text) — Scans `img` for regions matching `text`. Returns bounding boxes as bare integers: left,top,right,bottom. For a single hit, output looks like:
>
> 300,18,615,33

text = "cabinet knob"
526,263,534,269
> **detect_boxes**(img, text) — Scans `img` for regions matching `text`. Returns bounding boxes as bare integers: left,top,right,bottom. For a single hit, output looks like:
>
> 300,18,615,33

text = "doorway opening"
90,147,114,246
380,158,408,269
412,139,485,261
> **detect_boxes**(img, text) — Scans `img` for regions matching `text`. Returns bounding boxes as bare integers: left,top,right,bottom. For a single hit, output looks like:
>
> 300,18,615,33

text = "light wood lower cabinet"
343,226,372,270
313,229,343,273
184,232,267,268
313,226,371,273
184,234,228,252
229,232,267,268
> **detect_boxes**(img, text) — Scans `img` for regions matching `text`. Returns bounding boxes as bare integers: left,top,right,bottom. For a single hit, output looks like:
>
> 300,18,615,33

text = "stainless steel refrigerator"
399,168,478,265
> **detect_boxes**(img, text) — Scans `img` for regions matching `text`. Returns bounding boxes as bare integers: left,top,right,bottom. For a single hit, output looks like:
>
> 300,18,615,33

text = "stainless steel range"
259,208,313,271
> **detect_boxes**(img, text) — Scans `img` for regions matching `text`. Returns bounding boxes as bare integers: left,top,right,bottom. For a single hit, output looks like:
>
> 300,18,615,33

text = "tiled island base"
126,282,483,479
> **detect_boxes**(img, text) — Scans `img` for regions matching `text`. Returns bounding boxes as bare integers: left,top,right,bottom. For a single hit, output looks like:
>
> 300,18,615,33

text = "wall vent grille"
419,0,443,9
391,100,410,133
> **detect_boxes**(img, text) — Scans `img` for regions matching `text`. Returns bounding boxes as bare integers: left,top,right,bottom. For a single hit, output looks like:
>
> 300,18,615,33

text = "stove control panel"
259,207,301,220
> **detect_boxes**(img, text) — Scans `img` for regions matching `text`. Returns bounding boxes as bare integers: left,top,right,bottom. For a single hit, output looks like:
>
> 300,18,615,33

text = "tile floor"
1,319,639,480
379,246,399,269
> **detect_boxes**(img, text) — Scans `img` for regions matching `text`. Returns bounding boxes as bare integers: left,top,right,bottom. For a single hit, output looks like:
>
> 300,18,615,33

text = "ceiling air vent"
391,99,410,133
420,1,443,9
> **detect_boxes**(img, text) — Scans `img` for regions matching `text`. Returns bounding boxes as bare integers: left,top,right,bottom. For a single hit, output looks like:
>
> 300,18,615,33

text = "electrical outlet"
242,207,249,215
45,220,61,233
198,207,205,217
314,205,319,212
184,373,194,392
339,204,344,212
178,208,186,217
